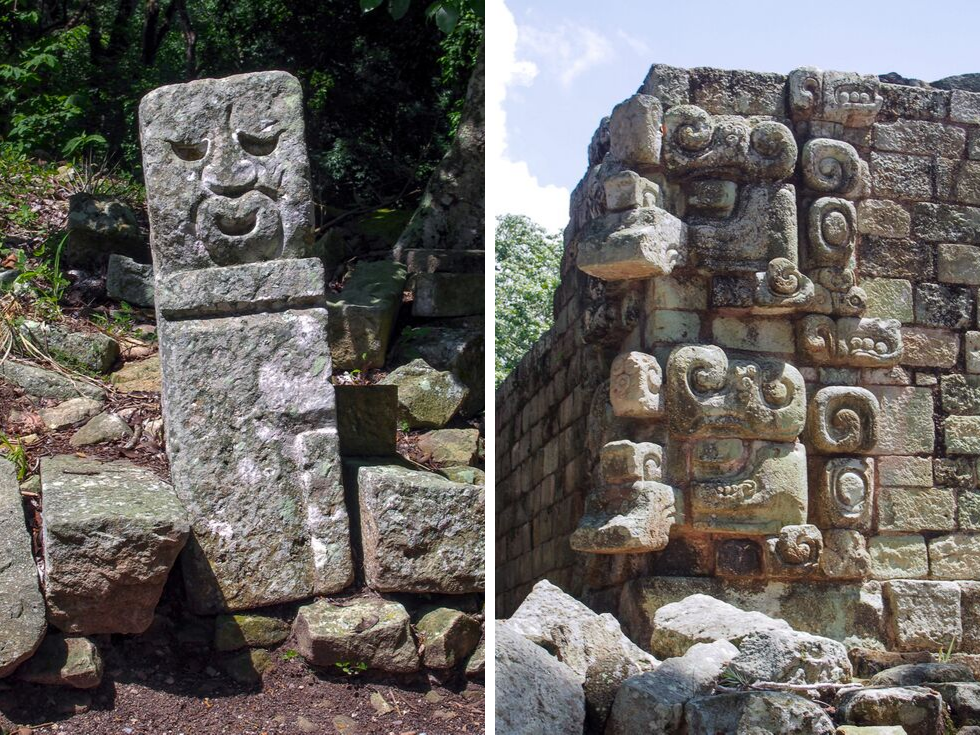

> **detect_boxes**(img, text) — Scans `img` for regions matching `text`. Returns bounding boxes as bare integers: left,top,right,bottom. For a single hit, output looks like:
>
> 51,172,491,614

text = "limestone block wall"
496,63,980,652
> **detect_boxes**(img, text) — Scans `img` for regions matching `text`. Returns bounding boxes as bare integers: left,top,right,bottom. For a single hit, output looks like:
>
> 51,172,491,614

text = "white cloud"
616,30,652,58
518,22,615,88
487,0,571,233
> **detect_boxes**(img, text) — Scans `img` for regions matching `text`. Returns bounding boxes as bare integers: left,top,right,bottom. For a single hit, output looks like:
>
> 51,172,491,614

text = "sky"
486,0,980,232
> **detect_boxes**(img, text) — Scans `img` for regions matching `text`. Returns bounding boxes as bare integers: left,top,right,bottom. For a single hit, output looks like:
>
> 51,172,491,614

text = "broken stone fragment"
685,691,835,735
836,686,949,735
41,455,189,634
110,355,161,393
379,358,468,429
69,412,133,447
16,633,103,689
214,614,291,652
0,458,46,678
415,608,482,669
0,360,105,401
293,598,419,673
416,428,481,466
106,254,155,307
727,628,852,685
576,206,687,281
869,662,974,687
223,648,273,685
495,622,584,735
38,397,104,430
605,640,738,735
65,192,144,268
464,633,485,677
649,594,792,659
18,320,120,374
356,463,483,593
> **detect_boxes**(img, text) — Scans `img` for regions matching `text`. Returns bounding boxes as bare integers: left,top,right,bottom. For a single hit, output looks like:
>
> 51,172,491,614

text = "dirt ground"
0,642,485,735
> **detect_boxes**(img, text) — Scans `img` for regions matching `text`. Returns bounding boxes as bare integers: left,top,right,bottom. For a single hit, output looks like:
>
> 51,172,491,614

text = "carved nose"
202,157,257,197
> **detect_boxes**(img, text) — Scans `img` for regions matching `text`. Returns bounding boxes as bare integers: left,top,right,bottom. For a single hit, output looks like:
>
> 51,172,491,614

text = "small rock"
437,465,485,484
70,412,133,446
106,254,154,307
110,355,162,393
416,608,482,669
38,397,103,430
332,714,358,732
379,359,468,429
837,686,949,735
870,662,975,687
465,633,485,677
685,691,835,734
929,682,980,727
223,648,272,685
836,727,910,735
0,360,105,401
293,597,420,673
19,321,119,374
214,614,291,652
16,633,103,688
416,428,481,465
295,715,318,733
370,691,393,715
495,622,584,735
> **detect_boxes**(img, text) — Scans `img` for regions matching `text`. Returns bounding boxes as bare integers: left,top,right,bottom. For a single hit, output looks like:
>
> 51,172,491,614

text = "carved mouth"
214,210,258,236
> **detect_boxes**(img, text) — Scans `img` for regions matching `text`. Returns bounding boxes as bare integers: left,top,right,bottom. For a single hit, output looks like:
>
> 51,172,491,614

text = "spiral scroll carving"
808,386,880,454
801,139,868,200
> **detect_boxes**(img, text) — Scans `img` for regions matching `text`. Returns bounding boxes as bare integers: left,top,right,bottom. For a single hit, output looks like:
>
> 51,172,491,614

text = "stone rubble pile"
498,580,980,735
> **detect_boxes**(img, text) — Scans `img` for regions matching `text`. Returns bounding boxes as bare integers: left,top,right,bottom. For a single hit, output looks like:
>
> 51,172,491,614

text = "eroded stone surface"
685,691,835,735
41,455,189,634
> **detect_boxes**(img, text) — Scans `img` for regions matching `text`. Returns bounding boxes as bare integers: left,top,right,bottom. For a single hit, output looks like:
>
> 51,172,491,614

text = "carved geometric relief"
811,457,875,531
798,315,902,367
801,139,869,200
662,105,797,181
665,345,806,441
688,440,808,534
788,67,883,127
753,258,814,312
807,387,880,454
610,352,663,418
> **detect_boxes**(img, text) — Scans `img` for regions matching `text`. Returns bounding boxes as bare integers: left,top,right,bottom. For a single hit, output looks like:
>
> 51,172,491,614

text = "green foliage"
0,433,29,482
281,649,300,661
334,660,368,676
719,665,753,689
494,214,562,386
938,638,957,663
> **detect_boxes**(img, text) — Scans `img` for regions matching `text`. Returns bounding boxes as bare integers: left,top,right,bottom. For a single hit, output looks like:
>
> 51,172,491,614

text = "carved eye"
170,140,208,161
239,131,280,156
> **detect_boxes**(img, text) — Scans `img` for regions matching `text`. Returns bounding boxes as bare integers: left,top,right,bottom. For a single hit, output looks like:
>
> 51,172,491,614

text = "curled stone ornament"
766,524,823,577
754,257,814,311
610,352,663,418
801,139,868,200
808,386,880,454
788,67,882,126
808,197,857,267
812,457,874,530
798,316,903,367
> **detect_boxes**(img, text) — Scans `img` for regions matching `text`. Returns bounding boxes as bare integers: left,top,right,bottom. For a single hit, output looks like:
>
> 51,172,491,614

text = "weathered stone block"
0,459,45,679
936,457,976,488
928,534,980,580
41,456,188,634
939,243,980,285
716,538,762,577
913,202,980,243
867,387,935,455
646,309,699,344
863,278,914,322
412,272,483,317
0,360,105,401
19,321,119,374
952,90,980,124
65,193,144,267
877,486,955,532
729,628,851,684
357,464,483,593
837,686,948,735
416,608,482,670
821,529,871,579
811,457,874,530
914,282,973,329
968,332,980,374
857,199,911,238
872,152,934,200
335,384,397,457
869,534,929,579
609,94,662,165
685,691,835,735
609,352,662,418
379,358,467,429
106,254,154,307
576,207,686,280
16,633,103,689
884,580,962,651
947,416,980,455
878,456,933,487
901,326,959,368
326,260,406,370
293,598,419,673
960,490,980,530
214,613,290,652
942,374,980,415
874,120,966,158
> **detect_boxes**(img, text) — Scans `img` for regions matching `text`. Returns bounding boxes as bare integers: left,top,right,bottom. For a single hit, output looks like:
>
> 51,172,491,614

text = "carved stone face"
139,71,313,275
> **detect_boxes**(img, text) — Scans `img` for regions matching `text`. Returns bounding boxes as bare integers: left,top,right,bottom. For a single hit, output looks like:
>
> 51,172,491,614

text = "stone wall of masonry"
496,63,980,653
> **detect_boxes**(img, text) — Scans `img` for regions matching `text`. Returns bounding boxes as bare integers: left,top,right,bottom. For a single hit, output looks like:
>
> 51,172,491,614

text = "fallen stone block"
335,384,397,457
357,464,483,593
19,320,119,374
0,360,105,401
0,458,46,678
416,428,481,465
293,598,419,673
837,686,948,735
109,355,161,393
38,397,103,430
15,633,103,689
870,662,975,687
508,579,659,729
416,608,482,669
106,254,155,307
214,614,291,652
326,260,407,371
685,691,835,734
930,682,980,727
606,640,736,735
65,192,145,267
883,580,962,652
41,455,189,634
389,325,483,417
223,648,272,685
729,629,852,685
69,412,133,447
495,622,584,735
411,272,484,317
379,358,468,428
650,593,792,659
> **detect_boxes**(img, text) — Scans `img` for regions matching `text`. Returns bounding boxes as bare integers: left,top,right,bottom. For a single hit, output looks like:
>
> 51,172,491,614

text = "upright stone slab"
0,459,46,678
139,71,353,613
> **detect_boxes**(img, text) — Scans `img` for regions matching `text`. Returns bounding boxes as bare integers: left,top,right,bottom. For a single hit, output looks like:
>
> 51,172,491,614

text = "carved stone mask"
139,71,314,276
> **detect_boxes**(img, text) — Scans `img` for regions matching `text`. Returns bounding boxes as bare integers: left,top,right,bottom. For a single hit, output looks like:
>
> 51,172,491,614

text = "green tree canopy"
495,213,562,386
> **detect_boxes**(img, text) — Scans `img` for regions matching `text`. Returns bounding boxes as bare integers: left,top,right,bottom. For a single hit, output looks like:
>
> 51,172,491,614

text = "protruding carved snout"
202,149,257,197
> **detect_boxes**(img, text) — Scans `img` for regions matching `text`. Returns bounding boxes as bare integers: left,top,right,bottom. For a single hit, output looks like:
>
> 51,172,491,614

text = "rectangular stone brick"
862,366,912,386
951,89,980,124
939,244,980,285
914,283,974,329
913,203,980,243
877,486,956,532
968,333,980,374
711,316,794,354
863,278,913,323
858,237,935,279
960,582,980,653
649,275,708,311
941,375,980,415
857,200,911,238
869,534,929,579
970,130,980,161
960,491,980,530
936,458,976,489
646,310,700,346
868,386,935,455
872,152,934,200
955,161,980,206
947,416,980,455
879,82,949,121
877,456,933,487
929,534,980,579
901,327,959,369
883,580,961,651
873,120,966,158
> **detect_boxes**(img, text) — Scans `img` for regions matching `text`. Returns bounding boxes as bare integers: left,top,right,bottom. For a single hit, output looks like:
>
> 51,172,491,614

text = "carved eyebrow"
237,129,282,156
